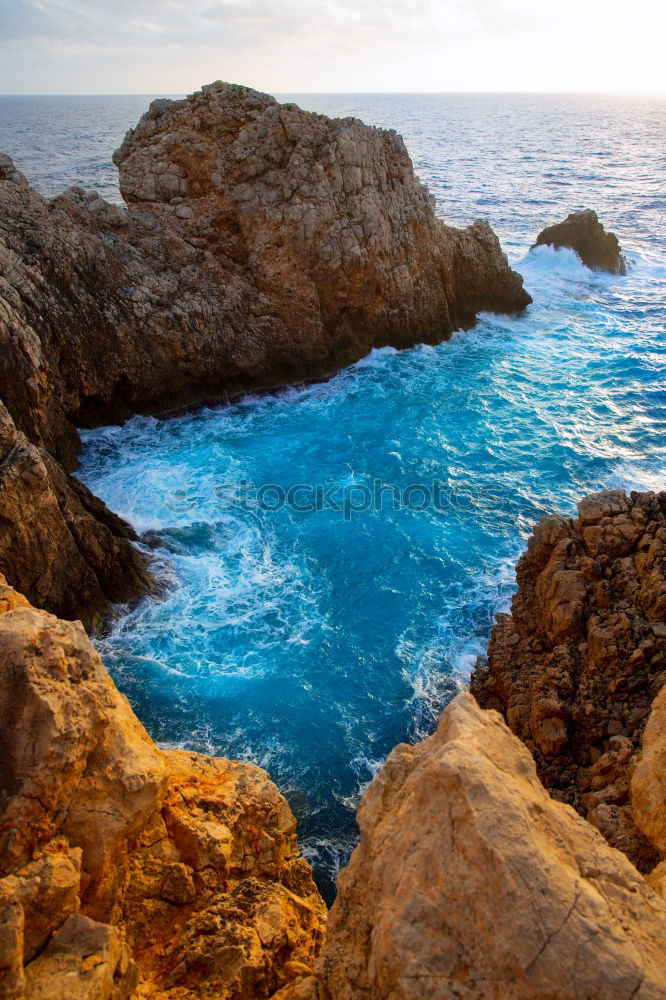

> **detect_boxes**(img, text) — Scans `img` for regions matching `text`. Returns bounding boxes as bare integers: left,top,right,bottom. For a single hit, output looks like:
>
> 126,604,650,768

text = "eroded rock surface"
0,82,530,622
0,575,326,999
279,694,666,1000
633,684,666,858
0,402,153,629
471,489,666,871
533,209,627,274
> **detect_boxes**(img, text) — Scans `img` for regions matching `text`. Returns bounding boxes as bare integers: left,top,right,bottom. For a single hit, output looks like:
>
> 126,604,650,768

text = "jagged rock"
471,489,666,872
113,82,531,387
0,882,25,1000
633,684,666,857
0,82,530,622
0,576,326,999
24,914,137,1000
0,402,154,629
4,850,82,961
280,693,666,1000
533,209,627,274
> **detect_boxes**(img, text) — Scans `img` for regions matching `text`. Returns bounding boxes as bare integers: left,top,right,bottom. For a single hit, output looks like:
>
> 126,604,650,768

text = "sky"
0,0,664,95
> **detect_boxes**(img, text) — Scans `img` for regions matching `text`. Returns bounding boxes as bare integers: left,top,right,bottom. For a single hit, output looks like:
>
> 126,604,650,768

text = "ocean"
2,92,665,901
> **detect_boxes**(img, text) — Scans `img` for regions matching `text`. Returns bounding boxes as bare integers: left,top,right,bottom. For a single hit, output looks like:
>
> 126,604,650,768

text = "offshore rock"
0,82,530,621
533,209,627,274
471,489,666,872
0,575,326,999
278,694,666,1000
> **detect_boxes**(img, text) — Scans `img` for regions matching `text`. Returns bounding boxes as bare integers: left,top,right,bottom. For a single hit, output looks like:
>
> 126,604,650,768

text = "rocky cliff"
472,489,666,873
3,489,666,999
0,81,530,623
276,692,666,1000
273,489,666,1000
0,401,153,628
0,574,326,1000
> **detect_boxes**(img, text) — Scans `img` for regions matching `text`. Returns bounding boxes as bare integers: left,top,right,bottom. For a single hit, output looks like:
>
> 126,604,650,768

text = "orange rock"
0,581,326,999
311,694,666,1000
632,684,666,857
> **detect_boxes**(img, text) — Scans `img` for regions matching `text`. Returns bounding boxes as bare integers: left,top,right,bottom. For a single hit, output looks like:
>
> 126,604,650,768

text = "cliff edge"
471,489,666,872
277,692,666,1000
0,574,326,1000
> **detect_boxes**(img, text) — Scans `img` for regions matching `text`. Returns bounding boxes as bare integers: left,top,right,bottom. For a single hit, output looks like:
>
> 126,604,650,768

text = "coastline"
2,84,666,999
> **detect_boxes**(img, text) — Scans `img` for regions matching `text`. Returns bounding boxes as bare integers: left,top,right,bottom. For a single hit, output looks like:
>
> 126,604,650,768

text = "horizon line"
1,90,665,98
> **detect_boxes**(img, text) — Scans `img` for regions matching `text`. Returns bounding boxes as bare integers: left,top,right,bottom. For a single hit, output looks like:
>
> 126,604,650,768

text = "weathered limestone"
0,82,530,623
277,694,666,1000
633,684,666,858
0,575,326,1000
533,209,627,274
471,489,666,872
0,402,153,629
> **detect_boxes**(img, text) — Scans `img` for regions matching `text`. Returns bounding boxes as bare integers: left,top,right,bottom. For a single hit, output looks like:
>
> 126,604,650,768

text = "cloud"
0,0,535,52
0,0,662,93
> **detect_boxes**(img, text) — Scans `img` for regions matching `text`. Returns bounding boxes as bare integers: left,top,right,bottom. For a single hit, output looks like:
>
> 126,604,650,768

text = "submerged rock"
471,489,666,872
0,82,530,623
0,575,326,999
278,693,666,1000
533,209,627,274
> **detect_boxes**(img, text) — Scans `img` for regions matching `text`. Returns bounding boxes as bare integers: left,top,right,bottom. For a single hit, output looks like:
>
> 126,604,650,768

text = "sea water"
2,93,665,900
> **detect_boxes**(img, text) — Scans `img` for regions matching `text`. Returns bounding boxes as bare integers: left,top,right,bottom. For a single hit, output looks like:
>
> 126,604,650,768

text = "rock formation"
0,402,153,629
3,487,666,998
471,489,666,872
533,209,627,274
275,693,666,1000
0,574,326,1000
0,81,530,623
633,683,666,859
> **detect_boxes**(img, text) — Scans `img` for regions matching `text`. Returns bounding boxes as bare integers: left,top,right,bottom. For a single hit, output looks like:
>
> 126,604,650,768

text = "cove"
80,240,666,899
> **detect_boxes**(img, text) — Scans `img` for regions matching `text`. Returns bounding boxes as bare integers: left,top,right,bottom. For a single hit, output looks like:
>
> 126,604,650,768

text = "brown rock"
308,694,666,1000
0,579,326,999
4,849,82,960
24,913,137,1000
0,583,170,917
647,860,666,900
0,882,24,1000
0,404,154,630
0,82,530,623
472,489,666,871
632,684,666,856
533,209,627,274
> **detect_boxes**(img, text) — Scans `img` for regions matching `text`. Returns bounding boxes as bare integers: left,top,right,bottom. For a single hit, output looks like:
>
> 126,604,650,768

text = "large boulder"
279,694,666,1000
533,209,626,274
0,575,326,999
471,490,666,871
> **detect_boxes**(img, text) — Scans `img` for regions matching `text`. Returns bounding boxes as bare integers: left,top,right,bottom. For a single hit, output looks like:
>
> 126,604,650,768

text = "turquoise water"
4,94,665,900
